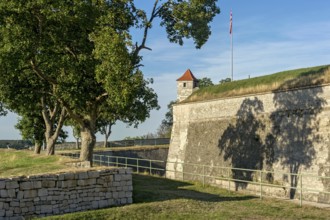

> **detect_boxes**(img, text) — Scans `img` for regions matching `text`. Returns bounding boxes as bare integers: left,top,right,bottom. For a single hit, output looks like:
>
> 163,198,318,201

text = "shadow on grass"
133,174,256,204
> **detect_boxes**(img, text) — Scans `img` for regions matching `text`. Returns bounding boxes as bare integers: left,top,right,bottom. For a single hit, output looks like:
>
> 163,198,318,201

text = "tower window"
183,82,186,87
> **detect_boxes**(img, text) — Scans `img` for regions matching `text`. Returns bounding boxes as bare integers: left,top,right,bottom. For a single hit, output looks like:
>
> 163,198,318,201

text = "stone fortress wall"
0,168,132,219
166,83,330,203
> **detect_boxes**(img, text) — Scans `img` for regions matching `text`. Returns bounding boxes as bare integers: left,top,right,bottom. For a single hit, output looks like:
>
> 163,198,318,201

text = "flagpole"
230,10,233,81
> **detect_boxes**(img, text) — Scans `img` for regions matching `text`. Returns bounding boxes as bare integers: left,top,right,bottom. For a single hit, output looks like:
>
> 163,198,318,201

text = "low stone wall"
0,168,132,219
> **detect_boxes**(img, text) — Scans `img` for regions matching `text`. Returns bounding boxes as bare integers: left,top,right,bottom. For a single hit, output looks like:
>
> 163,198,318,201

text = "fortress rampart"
167,84,330,203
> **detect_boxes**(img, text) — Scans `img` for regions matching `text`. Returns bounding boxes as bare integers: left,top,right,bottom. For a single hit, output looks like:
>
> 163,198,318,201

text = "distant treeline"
0,140,32,149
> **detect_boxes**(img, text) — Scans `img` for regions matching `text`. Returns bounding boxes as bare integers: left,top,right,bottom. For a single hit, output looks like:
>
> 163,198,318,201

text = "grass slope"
0,149,73,177
186,64,330,102
43,175,329,220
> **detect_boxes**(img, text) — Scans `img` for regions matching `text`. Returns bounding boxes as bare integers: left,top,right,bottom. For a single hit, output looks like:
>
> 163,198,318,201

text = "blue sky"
1,0,330,141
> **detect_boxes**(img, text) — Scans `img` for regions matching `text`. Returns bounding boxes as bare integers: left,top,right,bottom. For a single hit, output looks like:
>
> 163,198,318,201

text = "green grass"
42,174,330,220
0,149,74,177
186,64,330,102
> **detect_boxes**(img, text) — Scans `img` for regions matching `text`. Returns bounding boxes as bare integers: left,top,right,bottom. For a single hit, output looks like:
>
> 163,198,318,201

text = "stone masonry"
167,83,330,203
0,168,132,219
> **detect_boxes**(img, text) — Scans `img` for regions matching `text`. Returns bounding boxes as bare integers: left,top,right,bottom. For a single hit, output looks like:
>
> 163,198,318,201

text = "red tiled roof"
177,69,198,81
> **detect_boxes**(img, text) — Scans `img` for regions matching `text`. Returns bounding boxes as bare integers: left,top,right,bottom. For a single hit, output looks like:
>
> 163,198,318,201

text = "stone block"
42,180,56,188
97,179,105,185
112,192,119,199
99,200,109,208
125,192,132,198
33,181,42,189
64,173,76,180
7,189,16,198
77,179,87,186
127,197,133,204
0,181,5,189
6,181,19,189
0,201,3,209
6,210,13,217
24,190,37,199
120,198,127,204
20,181,33,190
92,200,99,209
105,192,112,198
118,191,125,198
78,172,88,180
87,178,96,185
0,189,8,197
62,180,77,188
119,169,126,174
14,207,21,214
40,205,53,214
38,188,48,197
0,210,5,217
17,191,24,200
112,182,120,187
88,171,100,178
114,175,122,181
10,201,19,207
122,174,131,181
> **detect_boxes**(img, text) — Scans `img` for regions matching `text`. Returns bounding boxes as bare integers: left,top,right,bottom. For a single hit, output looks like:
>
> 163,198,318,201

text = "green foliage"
219,77,232,84
159,0,220,48
0,0,220,160
187,65,330,102
0,102,7,116
198,77,214,88
15,113,45,145
157,100,176,138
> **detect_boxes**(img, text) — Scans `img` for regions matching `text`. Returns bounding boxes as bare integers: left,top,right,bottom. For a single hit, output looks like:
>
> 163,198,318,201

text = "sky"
1,0,330,141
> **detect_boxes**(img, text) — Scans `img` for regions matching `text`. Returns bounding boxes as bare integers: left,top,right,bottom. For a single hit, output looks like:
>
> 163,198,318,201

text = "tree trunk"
75,138,80,149
34,140,43,154
103,123,113,148
80,126,96,164
46,137,56,155
41,100,66,156
103,134,109,148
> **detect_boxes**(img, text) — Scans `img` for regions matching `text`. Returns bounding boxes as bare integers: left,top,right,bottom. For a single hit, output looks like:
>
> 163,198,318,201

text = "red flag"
229,10,233,34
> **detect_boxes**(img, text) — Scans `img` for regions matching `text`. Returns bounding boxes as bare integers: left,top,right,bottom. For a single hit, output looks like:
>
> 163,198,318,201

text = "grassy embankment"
0,149,75,177
1,150,329,219
186,64,330,103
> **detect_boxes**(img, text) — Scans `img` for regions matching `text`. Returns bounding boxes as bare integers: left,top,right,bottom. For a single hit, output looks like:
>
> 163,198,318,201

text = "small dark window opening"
183,82,186,87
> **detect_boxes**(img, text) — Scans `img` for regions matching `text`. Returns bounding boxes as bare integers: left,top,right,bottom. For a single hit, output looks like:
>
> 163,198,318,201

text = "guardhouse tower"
177,69,199,102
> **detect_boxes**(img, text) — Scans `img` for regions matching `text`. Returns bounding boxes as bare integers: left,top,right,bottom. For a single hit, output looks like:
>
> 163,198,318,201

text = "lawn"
42,174,329,220
0,149,74,177
1,149,328,219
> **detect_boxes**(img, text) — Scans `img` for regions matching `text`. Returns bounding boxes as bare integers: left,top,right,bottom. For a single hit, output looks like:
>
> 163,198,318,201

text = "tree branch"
30,58,58,85
132,0,161,63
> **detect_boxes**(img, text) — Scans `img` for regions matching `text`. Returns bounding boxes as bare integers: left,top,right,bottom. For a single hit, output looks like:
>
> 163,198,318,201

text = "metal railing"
108,138,170,147
60,152,166,175
93,154,166,175
60,152,330,206
166,161,330,207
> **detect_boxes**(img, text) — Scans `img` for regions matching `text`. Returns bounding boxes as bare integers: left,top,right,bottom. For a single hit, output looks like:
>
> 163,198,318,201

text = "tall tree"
157,100,176,138
0,1,219,162
15,113,45,154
